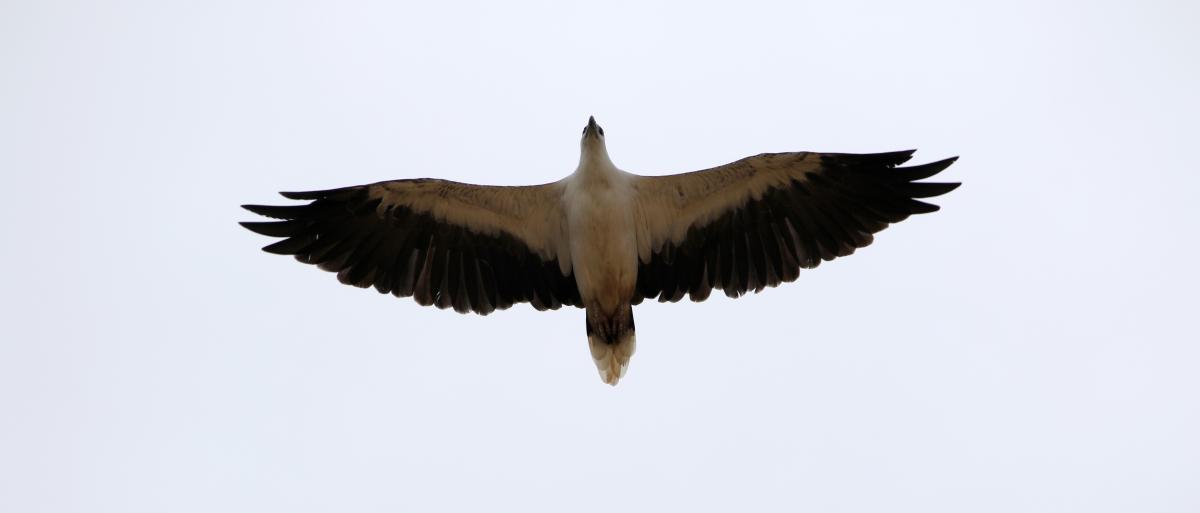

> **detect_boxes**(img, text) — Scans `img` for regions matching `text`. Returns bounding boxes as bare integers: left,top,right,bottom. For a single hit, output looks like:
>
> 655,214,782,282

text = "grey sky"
1,1,1197,512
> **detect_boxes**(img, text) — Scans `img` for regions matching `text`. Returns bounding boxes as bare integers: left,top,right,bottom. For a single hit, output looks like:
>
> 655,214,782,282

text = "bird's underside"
242,117,959,385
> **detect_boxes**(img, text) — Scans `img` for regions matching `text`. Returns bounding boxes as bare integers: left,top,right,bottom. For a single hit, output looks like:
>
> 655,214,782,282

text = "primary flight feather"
241,117,959,385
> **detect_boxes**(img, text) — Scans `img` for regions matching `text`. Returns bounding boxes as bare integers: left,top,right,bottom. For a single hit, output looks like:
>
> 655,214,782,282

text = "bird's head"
581,115,605,145
579,115,613,166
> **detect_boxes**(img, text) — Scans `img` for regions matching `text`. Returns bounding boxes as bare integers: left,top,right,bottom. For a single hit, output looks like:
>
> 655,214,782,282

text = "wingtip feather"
280,186,360,200
239,220,302,237
241,204,290,218
904,181,962,198
280,189,326,200
895,156,959,181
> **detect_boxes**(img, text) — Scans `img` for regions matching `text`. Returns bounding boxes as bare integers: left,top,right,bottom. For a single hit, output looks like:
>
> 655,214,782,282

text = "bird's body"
565,134,641,383
565,152,638,317
242,117,959,385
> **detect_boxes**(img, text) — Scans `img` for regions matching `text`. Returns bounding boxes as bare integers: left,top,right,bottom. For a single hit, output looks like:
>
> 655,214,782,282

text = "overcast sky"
2,1,1198,512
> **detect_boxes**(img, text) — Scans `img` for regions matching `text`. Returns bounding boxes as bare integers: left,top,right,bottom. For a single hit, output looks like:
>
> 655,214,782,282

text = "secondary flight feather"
241,117,959,385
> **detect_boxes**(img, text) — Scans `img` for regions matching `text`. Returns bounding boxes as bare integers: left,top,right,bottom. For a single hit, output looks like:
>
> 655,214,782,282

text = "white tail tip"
589,334,636,386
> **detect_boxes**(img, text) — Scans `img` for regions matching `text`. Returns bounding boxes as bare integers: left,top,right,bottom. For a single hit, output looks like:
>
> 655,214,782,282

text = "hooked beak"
584,116,600,138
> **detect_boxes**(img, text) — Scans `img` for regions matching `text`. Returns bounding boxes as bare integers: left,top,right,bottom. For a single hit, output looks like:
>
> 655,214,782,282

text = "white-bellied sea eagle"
241,117,959,385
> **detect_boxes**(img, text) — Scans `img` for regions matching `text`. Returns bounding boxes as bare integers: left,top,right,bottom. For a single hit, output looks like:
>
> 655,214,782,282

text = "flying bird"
241,117,959,385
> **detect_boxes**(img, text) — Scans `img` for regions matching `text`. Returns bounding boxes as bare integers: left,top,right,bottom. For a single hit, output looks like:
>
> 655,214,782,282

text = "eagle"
241,117,959,385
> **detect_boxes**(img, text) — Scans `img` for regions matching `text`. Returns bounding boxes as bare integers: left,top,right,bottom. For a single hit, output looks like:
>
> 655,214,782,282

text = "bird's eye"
598,127,604,136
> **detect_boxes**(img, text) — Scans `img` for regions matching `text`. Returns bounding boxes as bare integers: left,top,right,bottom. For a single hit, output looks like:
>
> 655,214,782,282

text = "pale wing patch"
630,152,818,262
369,179,572,273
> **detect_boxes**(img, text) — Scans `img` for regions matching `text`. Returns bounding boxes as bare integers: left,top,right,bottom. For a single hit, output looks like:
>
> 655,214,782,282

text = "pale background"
2,1,1197,512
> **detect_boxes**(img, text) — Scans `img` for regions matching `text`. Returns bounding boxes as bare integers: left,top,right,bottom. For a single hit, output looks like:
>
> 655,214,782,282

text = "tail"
586,305,636,386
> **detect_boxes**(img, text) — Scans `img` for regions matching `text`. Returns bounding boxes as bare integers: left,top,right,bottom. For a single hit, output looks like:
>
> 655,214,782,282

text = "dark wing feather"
241,181,581,314
632,151,958,302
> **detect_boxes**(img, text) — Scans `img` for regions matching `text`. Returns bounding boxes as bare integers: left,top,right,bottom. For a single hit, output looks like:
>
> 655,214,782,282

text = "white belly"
564,176,639,313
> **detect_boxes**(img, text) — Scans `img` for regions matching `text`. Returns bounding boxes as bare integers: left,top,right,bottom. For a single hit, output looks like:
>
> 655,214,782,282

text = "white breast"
563,163,639,314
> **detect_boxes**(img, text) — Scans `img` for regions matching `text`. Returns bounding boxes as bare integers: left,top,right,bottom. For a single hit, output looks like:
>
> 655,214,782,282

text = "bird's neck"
575,142,619,183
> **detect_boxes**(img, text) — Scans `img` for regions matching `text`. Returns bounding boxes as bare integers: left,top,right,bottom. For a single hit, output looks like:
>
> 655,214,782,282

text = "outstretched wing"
630,150,959,303
241,179,581,314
